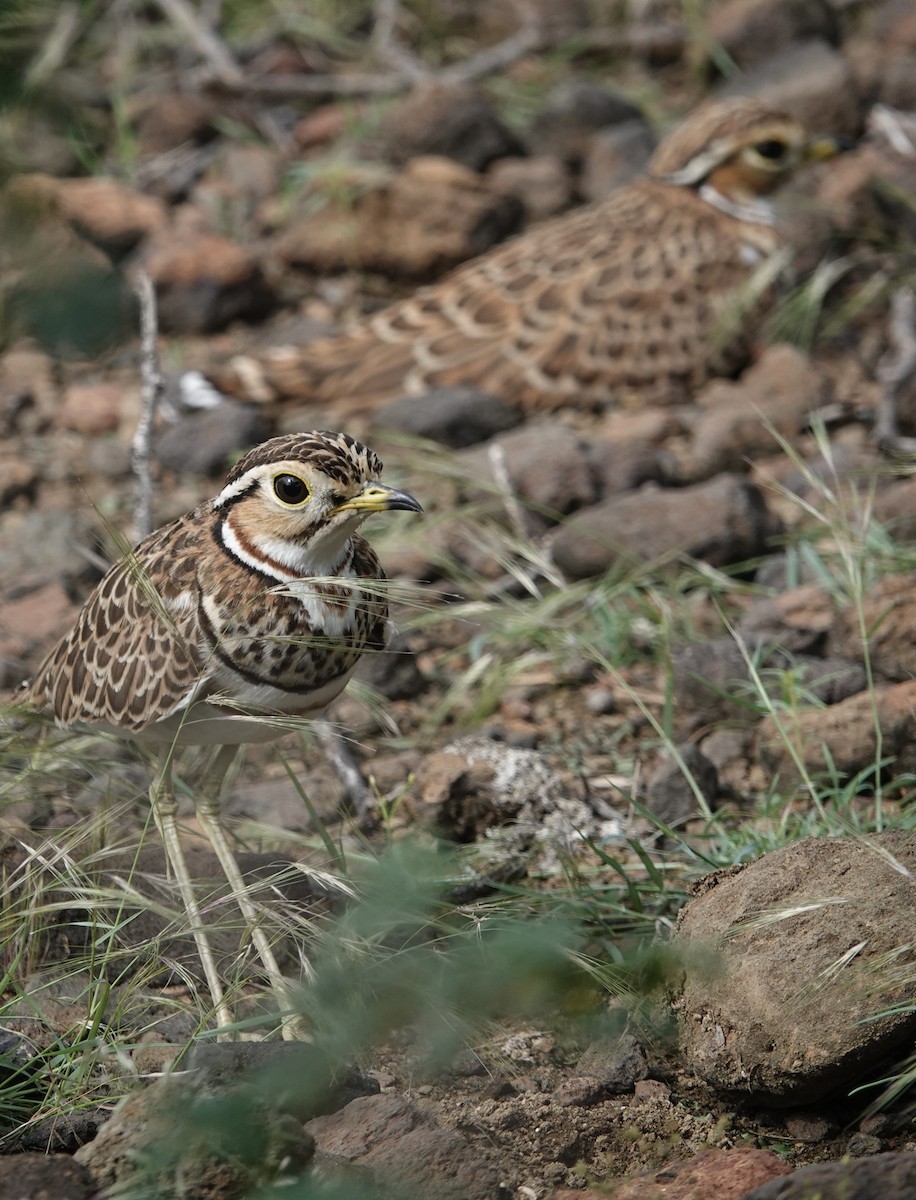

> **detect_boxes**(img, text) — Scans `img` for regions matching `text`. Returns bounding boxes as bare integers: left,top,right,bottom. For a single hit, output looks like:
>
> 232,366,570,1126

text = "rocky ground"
1,0,916,1197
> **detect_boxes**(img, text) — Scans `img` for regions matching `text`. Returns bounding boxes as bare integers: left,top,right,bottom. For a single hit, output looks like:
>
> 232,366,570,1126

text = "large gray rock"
743,1152,916,1200
376,83,524,171
551,474,778,580
307,1093,503,1200
674,832,916,1104
371,386,521,448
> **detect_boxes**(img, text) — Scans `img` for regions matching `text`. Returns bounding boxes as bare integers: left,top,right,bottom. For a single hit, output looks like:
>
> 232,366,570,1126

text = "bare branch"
132,271,165,544
440,0,543,85
201,0,545,98
152,0,243,85
372,0,429,82
874,288,916,457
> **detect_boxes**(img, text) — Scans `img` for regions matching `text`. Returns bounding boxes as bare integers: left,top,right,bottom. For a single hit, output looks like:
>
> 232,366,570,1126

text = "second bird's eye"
273,474,310,505
754,139,786,160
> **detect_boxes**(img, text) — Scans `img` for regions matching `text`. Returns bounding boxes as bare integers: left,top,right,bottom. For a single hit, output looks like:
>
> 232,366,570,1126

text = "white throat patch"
699,183,775,226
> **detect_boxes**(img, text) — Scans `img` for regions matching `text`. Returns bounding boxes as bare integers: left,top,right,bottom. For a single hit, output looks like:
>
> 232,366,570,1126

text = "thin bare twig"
372,0,429,83
152,0,243,85
874,288,916,458
203,70,406,98
132,271,165,544
204,0,543,98
439,0,543,85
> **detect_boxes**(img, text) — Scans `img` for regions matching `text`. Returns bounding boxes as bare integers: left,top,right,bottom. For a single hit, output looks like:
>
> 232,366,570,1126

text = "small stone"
576,1033,649,1094
784,1111,833,1142
457,422,599,524
704,0,839,72
675,832,916,1105
633,1078,670,1102
846,1133,883,1156
486,155,573,222
645,744,719,825
716,39,860,138
585,687,617,716
580,119,657,202
155,403,265,476
1,583,74,645
530,82,646,166
13,173,167,257
293,104,349,149
608,1147,791,1200
131,91,218,154
57,382,126,434
142,230,274,334
551,475,778,581
306,1093,503,1200
355,632,428,701
0,459,37,506
371,386,521,448
377,83,524,171
276,156,522,280
555,1075,606,1107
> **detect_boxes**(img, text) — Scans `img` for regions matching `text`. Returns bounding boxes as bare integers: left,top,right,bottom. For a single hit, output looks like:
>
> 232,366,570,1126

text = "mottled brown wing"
26,515,209,732
263,180,775,413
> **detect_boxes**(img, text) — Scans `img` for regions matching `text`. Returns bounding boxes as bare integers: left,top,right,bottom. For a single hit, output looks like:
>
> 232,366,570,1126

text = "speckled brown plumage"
256,98,841,413
25,431,420,744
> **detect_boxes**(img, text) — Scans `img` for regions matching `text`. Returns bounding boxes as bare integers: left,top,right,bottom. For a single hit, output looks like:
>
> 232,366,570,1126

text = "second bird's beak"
804,134,853,163
329,482,423,516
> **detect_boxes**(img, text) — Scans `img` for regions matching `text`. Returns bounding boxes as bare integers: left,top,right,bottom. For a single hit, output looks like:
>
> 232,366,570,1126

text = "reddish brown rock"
293,103,350,150
703,0,838,71
0,458,38,505
377,83,524,171
580,119,658,202
1,583,75,645
307,1094,502,1200
486,155,573,222
14,174,167,256
141,230,274,333
828,572,916,683
716,39,861,138
684,346,828,481
740,582,838,654
130,91,219,154
756,678,916,784
57,382,126,435
275,156,522,280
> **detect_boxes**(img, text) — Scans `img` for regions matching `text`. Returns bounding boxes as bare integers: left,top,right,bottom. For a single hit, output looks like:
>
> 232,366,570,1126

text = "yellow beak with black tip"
329,482,423,516
804,134,853,163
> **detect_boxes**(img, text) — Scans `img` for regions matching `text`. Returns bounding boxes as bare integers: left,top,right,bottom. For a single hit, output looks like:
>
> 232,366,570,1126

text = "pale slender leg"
195,744,304,1040
150,756,234,1036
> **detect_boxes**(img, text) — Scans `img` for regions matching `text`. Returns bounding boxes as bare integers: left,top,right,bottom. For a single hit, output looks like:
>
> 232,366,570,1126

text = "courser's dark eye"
754,139,786,160
273,474,310,505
